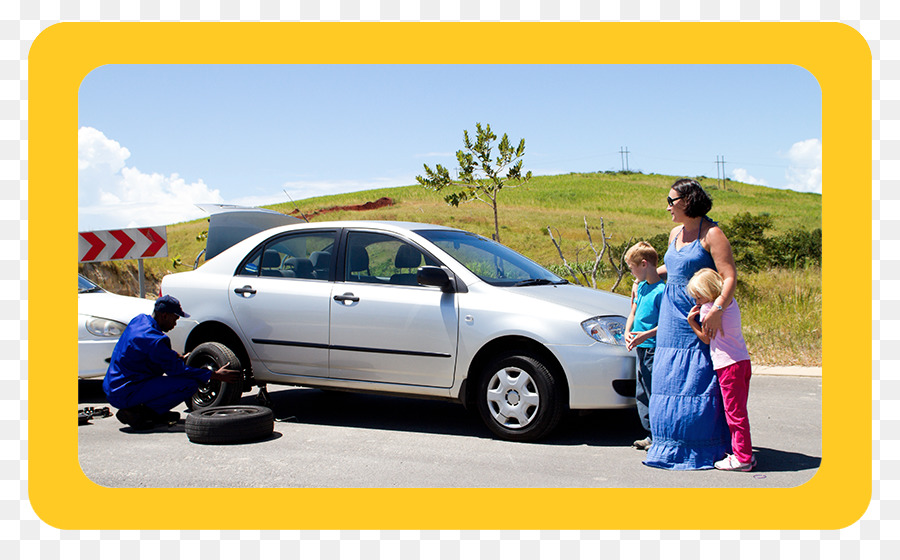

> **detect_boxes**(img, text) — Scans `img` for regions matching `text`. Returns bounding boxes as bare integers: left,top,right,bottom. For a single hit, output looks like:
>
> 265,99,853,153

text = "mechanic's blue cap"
154,294,190,318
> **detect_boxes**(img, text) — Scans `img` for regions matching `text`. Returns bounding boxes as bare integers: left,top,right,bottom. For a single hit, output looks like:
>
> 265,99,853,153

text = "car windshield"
78,275,104,294
417,230,566,287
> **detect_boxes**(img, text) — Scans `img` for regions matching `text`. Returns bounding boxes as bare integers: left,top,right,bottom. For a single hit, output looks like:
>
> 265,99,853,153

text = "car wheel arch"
185,321,253,382
463,335,569,409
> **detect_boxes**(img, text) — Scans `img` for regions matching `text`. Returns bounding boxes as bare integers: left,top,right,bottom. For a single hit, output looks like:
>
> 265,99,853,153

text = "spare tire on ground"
185,405,274,445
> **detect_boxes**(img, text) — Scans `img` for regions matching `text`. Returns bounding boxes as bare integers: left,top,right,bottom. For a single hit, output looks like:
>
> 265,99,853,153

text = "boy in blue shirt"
624,242,665,450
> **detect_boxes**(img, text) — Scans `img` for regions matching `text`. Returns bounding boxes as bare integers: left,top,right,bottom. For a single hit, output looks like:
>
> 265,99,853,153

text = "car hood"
507,283,631,318
78,291,154,323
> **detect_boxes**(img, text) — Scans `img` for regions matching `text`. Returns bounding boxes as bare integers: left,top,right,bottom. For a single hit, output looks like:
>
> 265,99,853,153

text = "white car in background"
78,274,153,379
161,220,636,441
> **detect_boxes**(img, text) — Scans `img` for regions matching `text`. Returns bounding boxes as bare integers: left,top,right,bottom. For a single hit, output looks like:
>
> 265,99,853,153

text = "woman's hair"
671,178,713,218
687,268,723,302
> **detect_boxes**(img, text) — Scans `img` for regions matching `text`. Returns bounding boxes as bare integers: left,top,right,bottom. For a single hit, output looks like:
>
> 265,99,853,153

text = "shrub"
762,228,822,269
721,212,820,272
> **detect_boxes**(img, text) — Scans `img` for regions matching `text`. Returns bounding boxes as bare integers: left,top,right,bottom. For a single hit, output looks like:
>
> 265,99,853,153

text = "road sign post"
78,226,168,297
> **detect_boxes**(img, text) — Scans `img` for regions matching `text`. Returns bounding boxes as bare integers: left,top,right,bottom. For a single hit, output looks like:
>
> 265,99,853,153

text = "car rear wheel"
185,341,244,411
476,351,564,442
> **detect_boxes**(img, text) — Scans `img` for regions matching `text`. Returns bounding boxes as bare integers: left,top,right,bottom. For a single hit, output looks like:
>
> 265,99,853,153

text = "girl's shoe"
714,454,754,472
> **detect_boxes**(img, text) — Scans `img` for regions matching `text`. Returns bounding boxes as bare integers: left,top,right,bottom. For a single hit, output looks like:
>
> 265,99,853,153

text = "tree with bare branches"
548,217,633,291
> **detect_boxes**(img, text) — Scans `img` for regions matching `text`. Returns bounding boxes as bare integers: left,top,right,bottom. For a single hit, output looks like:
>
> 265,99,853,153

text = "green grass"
79,171,822,366
736,266,822,366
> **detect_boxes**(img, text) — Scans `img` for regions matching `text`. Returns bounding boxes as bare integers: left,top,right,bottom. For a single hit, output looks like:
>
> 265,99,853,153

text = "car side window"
344,232,438,286
237,231,336,280
238,247,262,276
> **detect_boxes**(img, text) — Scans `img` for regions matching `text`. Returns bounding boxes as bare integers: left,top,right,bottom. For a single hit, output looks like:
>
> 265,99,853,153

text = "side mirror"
417,266,455,293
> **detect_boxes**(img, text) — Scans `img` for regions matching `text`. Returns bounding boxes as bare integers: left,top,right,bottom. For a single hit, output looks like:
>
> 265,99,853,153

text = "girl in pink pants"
686,268,755,471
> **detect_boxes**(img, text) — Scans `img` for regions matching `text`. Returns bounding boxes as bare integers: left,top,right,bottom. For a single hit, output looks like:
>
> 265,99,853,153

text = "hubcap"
201,407,256,418
191,356,222,406
486,366,540,429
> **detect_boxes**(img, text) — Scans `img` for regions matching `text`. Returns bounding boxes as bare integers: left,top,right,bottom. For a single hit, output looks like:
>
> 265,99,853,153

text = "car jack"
254,384,272,408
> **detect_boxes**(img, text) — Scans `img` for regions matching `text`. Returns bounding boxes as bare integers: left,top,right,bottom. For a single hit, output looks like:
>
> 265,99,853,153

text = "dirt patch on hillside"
290,197,394,219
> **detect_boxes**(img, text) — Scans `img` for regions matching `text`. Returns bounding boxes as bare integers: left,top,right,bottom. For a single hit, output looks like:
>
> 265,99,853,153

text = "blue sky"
78,64,821,231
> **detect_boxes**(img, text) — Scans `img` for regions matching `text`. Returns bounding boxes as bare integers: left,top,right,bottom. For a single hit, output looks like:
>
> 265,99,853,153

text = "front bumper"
78,338,117,378
549,343,637,409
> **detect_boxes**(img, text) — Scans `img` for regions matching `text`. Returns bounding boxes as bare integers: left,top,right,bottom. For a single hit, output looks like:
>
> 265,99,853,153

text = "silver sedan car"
161,221,636,441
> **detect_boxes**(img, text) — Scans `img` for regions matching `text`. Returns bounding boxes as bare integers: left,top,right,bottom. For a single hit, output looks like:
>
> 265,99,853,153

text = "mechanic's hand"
210,362,241,384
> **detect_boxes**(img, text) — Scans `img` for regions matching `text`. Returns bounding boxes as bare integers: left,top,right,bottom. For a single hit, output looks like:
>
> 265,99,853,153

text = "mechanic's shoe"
714,454,755,472
115,406,156,430
632,436,652,450
157,411,181,425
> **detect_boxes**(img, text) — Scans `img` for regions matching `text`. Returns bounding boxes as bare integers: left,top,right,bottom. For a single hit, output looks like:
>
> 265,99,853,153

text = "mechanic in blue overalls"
103,295,240,430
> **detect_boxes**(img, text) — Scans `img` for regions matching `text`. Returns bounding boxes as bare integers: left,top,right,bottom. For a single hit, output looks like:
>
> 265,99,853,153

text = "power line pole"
620,146,630,173
715,155,726,190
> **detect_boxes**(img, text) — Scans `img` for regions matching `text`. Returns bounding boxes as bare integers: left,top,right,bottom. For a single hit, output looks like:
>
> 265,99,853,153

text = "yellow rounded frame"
29,22,870,530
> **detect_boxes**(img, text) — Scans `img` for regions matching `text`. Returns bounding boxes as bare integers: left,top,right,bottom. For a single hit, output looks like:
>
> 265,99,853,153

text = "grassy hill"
157,171,819,278
79,172,822,366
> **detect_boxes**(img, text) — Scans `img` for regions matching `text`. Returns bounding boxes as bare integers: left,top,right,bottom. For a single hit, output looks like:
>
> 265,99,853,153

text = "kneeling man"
103,294,240,430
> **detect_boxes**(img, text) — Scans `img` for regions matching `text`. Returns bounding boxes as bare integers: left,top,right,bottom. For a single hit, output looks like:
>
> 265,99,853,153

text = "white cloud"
78,127,225,231
782,138,822,194
78,126,129,172
730,168,768,187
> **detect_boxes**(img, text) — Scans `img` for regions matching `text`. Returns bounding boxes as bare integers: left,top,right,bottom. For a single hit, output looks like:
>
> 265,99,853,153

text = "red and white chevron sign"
78,226,168,263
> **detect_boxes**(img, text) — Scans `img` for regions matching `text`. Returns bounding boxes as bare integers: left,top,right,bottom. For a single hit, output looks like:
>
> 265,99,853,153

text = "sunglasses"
667,195,684,206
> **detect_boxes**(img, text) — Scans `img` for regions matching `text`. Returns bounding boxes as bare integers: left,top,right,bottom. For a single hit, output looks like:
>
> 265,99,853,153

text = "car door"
328,230,459,388
227,230,337,379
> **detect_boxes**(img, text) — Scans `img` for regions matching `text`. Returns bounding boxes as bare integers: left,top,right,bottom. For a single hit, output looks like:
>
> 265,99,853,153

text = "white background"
3,1,891,558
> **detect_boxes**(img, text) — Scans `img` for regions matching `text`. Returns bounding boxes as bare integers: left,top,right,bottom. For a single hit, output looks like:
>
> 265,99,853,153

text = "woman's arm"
702,224,737,339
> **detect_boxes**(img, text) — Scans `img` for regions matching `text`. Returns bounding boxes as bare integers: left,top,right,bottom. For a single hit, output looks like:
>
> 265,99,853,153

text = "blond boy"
624,241,665,450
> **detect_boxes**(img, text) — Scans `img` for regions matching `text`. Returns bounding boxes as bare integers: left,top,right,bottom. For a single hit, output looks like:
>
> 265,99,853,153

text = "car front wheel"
476,351,564,442
185,341,244,411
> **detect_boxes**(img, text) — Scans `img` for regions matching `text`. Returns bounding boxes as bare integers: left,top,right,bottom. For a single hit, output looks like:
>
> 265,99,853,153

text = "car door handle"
234,285,257,295
333,293,360,303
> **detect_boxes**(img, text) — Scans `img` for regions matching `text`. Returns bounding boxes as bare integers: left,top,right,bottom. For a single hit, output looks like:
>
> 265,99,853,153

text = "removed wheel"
185,341,244,410
476,351,564,442
185,405,274,445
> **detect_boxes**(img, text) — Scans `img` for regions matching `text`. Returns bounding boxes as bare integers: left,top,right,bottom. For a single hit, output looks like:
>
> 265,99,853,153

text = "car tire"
185,341,244,411
185,405,274,445
476,351,564,442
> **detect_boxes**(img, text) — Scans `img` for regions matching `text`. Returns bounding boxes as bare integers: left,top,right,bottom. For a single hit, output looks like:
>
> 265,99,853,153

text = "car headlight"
85,317,127,338
581,316,627,346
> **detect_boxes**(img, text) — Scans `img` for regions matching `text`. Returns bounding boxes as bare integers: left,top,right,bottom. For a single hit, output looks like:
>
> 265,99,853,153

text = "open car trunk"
196,204,304,263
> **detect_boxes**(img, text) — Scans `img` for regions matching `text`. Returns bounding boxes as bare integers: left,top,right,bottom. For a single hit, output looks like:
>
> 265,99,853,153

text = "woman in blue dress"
644,179,737,470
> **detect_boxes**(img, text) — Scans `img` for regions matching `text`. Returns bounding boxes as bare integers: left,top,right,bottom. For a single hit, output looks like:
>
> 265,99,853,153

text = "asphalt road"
77,374,821,489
